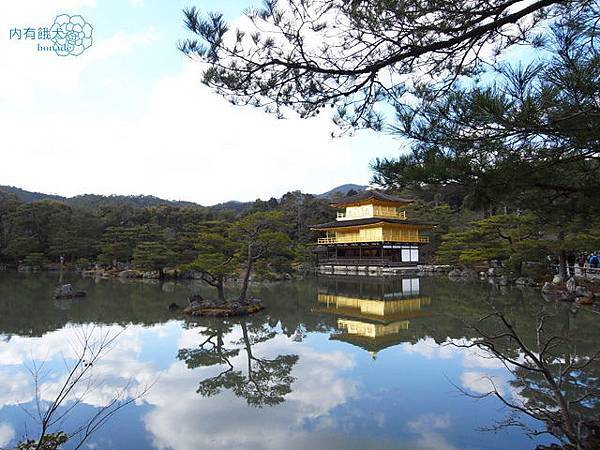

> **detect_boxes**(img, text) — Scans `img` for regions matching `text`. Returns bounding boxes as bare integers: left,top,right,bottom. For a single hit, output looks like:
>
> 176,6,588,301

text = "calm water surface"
0,272,597,450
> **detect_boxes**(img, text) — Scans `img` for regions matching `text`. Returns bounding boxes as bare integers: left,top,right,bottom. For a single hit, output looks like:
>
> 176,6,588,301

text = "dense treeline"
401,184,600,277
0,190,334,274
4,181,599,280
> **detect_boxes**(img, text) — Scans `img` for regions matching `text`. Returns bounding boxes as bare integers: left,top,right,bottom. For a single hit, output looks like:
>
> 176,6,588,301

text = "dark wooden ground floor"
314,242,421,267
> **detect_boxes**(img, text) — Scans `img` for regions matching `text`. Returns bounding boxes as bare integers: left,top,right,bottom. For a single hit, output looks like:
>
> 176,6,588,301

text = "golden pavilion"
311,190,435,269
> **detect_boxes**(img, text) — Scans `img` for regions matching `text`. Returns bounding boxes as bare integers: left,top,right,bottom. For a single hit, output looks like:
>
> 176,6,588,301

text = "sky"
0,0,403,205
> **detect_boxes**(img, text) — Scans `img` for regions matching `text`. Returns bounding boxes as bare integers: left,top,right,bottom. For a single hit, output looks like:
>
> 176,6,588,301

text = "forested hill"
316,184,367,198
0,184,344,269
0,186,65,204
0,184,368,211
0,186,199,209
0,183,367,269
67,194,198,209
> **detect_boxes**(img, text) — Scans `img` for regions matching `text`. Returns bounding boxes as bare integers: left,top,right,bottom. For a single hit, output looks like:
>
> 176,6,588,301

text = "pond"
0,272,597,450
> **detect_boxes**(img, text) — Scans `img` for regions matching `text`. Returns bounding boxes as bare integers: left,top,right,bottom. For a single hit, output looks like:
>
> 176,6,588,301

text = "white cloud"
402,337,454,359
91,30,158,59
140,327,361,450
0,0,403,204
0,324,142,366
0,323,364,449
401,337,526,412
0,324,155,411
0,1,92,103
461,346,506,370
0,0,158,105
461,371,506,396
0,422,16,448
0,370,33,408
0,59,400,204
1,0,97,23
407,413,458,450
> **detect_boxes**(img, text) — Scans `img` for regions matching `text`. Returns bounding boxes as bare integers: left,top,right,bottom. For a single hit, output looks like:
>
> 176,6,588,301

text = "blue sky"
3,0,260,116
23,0,263,117
0,0,402,205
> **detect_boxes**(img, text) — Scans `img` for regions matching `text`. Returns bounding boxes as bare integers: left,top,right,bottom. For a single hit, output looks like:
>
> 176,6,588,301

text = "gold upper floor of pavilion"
311,190,435,245
332,190,413,221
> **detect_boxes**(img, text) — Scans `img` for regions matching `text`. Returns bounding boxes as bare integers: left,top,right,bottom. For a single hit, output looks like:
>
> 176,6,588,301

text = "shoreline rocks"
447,263,600,308
542,276,599,306
119,270,144,279
515,277,536,286
448,267,477,280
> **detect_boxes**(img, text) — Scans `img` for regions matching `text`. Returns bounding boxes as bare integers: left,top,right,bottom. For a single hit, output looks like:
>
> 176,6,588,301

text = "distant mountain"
211,200,252,214
317,184,368,199
66,194,199,209
0,185,202,209
0,185,65,203
0,183,369,211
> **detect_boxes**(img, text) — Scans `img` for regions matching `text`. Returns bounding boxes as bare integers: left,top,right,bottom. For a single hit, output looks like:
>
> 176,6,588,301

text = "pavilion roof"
311,217,436,230
330,190,414,207
330,331,415,354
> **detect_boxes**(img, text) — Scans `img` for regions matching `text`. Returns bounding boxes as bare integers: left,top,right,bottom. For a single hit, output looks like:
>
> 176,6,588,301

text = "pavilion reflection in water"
315,276,432,358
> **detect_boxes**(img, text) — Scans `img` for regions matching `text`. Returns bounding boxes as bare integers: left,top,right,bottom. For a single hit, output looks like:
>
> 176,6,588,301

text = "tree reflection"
177,320,299,407
450,306,600,450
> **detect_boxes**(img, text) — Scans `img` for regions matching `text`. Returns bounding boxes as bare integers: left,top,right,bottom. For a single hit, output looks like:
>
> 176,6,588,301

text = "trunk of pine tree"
557,230,567,280
239,244,253,303
216,275,225,302
516,260,523,277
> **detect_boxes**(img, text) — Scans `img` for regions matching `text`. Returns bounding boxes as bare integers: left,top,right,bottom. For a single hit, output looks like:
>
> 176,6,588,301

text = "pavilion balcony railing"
336,210,408,220
317,235,430,245
317,258,413,267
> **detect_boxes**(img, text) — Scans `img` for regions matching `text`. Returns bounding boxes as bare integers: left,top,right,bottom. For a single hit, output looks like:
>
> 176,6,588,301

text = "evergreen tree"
179,1,592,130
373,18,600,276
437,214,546,274
132,241,176,278
187,221,238,301
232,211,293,302
98,224,163,266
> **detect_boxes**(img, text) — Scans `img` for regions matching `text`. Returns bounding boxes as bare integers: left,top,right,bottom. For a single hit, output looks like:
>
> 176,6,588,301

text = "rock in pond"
497,275,511,286
448,268,463,278
541,282,572,302
188,293,204,304
119,270,143,279
566,277,577,293
575,296,594,306
575,285,593,299
143,271,160,279
448,268,477,280
515,277,535,286
54,284,86,299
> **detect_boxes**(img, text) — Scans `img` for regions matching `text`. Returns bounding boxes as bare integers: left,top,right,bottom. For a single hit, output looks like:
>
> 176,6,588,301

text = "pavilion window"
411,247,419,262
401,245,419,262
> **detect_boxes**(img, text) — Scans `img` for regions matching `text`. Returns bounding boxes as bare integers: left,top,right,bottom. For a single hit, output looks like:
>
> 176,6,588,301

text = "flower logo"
50,14,93,56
